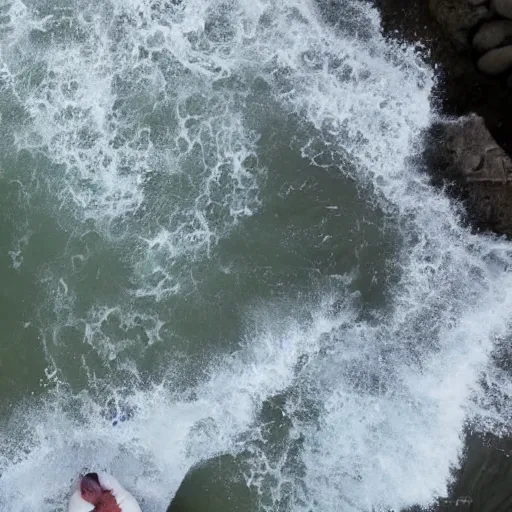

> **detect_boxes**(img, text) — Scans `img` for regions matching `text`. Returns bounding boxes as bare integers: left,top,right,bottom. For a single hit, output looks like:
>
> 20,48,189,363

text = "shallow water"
1,1,512,511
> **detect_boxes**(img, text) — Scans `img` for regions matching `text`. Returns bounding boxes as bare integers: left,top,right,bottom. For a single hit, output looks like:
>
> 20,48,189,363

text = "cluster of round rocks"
474,0,512,76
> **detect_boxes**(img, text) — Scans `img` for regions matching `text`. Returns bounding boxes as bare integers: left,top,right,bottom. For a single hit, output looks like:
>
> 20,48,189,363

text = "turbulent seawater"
1,0,512,511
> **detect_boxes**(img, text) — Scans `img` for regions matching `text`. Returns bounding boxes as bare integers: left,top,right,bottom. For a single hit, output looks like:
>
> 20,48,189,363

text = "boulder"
478,45,512,74
468,0,488,5
492,0,512,19
429,0,492,49
473,20,512,51
442,115,512,182
431,115,512,234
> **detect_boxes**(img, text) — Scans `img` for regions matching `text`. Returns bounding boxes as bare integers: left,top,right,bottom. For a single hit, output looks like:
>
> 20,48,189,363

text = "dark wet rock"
492,0,512,20
441,433,512,512
167,455,255,512
428,115,512,234
478,45,512,74
404,434,512,512
473,20,512,52
441,115,512,183
429,0,492,49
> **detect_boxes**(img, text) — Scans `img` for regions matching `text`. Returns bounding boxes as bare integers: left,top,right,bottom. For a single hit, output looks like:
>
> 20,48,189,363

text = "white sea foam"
2,1,512,512
2,0,261,262
0,300,349,512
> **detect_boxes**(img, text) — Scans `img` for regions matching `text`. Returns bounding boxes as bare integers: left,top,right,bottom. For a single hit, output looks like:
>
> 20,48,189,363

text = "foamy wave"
2,0,261,259
0,301,348,512
2,1,512,512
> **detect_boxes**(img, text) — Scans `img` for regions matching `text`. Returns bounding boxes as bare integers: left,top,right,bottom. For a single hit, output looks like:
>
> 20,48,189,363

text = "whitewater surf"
1,1,512,511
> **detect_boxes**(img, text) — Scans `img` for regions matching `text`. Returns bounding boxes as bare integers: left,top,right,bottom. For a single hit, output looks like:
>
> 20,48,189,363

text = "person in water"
68,472,142,512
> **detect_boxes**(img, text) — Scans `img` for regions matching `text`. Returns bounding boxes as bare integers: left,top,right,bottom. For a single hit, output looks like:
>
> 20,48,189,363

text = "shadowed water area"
1,1,512,511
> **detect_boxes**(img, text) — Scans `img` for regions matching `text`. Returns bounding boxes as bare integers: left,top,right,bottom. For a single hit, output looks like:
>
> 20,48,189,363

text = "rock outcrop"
441,115,512,184
429,0,492,48
429,115,512,233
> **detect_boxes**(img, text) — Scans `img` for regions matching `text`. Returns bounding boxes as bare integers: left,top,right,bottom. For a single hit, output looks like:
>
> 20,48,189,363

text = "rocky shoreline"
374,0,512,239
371,1,512,511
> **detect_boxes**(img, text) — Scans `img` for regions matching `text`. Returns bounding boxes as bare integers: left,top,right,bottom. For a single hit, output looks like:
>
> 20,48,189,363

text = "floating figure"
67,472,142,512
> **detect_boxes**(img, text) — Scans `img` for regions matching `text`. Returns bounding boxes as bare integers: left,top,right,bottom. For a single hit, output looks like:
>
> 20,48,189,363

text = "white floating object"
67,472,142,512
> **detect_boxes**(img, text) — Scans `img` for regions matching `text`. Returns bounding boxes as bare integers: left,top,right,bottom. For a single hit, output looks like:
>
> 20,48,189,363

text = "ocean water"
1,1,512,511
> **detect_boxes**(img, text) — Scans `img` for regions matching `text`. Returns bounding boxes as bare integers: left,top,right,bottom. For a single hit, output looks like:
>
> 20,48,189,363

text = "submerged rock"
441,434,512,512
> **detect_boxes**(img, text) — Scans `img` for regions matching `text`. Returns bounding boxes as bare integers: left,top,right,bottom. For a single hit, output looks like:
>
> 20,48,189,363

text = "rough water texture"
1,1,512,512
